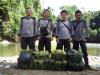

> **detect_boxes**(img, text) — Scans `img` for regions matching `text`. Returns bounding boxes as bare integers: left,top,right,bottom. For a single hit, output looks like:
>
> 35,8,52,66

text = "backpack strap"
31,17,36,36
38,18,43,27
48,18,52,30
73,20,86,31
61,21,71,33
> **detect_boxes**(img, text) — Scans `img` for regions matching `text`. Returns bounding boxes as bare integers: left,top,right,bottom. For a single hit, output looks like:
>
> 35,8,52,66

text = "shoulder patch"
21,17,26,20
81,20,86,24
38,18,43,22
31,17,36,21
71,20,76,23
48,18,52,22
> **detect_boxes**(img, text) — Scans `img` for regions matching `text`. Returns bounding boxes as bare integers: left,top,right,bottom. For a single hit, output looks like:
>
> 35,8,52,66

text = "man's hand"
37,36,40,40
50,37,53,41
34,37,37,41
56,38,59,43
82,38,88,42
18,36,21,42
69,38,73,42
85,37,89,40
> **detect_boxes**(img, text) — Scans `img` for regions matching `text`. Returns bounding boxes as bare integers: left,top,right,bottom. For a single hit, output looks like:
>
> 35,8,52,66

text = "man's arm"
36,19,40,37
70,22,74,38
18,18,23,36
50,21,55,36
55,22,59,38
33,18,37,37
84,21,90,38
18,18,23,41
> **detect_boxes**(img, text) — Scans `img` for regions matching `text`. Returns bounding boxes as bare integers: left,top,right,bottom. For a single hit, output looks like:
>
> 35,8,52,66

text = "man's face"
43,11,49,18
75,13,82,20
61,13,68,20
25,9,32,16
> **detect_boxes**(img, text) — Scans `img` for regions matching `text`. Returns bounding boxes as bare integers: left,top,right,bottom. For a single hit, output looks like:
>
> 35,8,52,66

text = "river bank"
0,68,100,75
0,56,100,75
0,40,100,75
0,55,100,68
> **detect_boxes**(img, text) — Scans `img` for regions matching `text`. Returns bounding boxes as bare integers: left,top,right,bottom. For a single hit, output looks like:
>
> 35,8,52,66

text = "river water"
0,42,100,69
0,42,100,57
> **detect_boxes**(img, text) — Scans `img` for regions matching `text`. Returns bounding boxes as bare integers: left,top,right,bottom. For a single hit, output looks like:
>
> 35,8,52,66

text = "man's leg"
56,42,61,49
21,37,27,50
38,38,45,51
28,37,35,51
73,40,79,51
45,38,51,53
56,39,63,50
80,40,89,67
64,39,71,53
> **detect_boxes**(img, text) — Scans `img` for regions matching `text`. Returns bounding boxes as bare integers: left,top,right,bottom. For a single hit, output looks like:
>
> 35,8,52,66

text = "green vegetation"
0,0,42,41
0,1,100,43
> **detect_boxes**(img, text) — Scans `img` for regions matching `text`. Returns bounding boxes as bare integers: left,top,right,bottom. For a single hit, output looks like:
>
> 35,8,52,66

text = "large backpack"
17,51,35,69
66,49,85,71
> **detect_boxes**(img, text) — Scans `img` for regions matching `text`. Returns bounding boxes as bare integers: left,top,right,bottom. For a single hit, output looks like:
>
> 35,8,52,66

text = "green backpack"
66,49,85,71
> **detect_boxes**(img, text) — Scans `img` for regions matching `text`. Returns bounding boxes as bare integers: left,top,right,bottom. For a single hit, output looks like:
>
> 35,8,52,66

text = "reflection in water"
0,43,100,57
0,43,21,57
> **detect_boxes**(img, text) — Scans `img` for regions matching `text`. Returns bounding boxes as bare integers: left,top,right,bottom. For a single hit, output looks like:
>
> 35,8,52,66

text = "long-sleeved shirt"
56,20,74,39
37,18,54,38
18,17,36,37
72,19,89,41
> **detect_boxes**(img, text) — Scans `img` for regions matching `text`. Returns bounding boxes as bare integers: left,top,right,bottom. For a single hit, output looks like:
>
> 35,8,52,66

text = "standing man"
72,10,90,69
18,7,36,51
37,9,54,53
56,10,74,53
